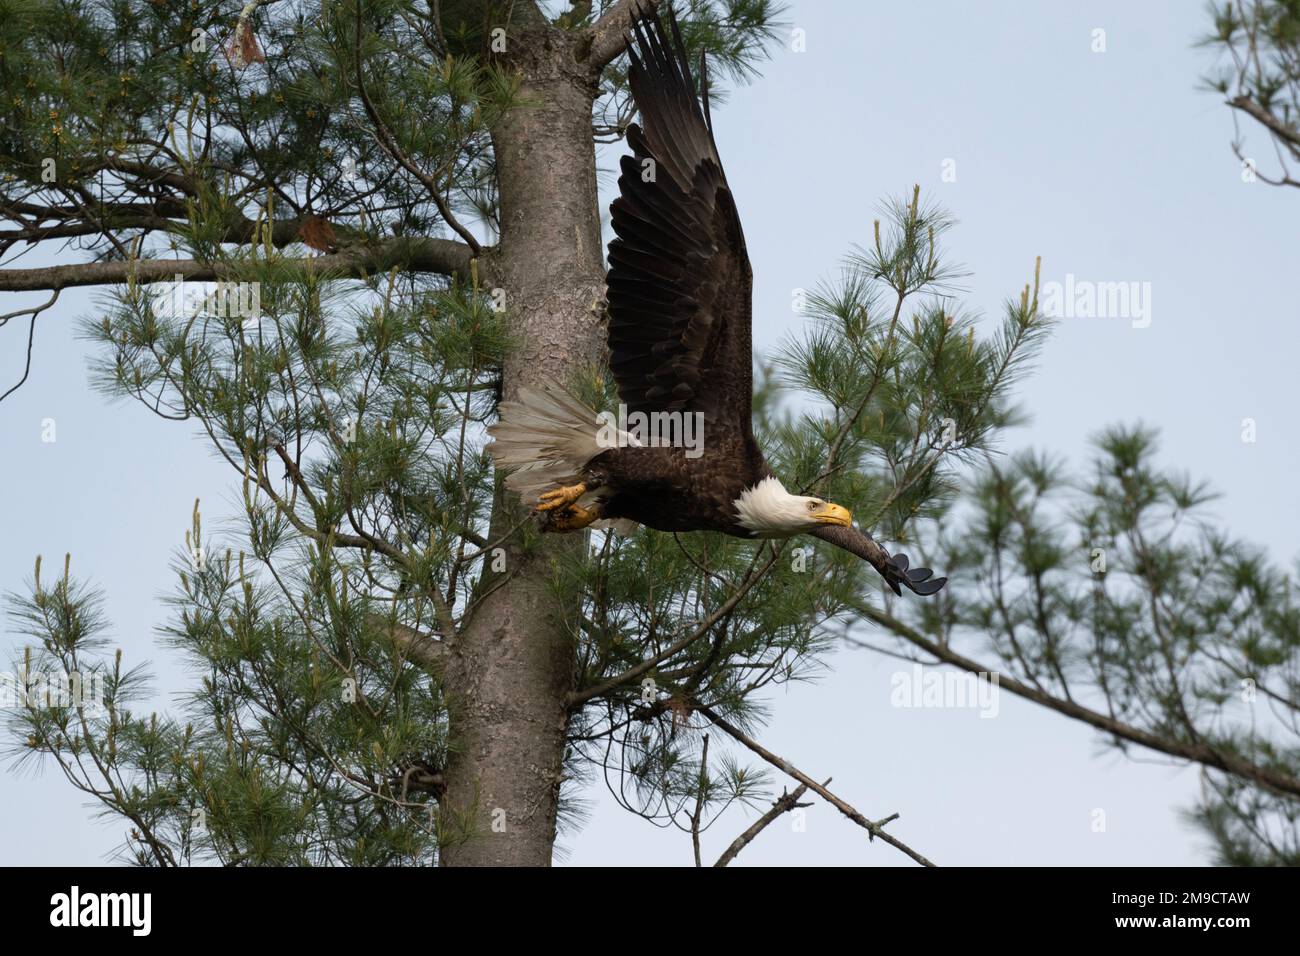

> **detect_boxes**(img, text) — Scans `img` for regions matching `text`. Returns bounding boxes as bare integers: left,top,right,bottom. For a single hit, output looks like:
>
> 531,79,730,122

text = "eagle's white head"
733,476,853,537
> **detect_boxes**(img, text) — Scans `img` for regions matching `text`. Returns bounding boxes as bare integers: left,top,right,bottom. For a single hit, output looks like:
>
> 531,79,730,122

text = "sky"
2,0,1297,866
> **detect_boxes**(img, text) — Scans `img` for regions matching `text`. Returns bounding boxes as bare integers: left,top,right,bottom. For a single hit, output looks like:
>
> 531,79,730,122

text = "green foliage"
7,176,1059,860
772,189,1050,541
0,0,522,262
5,547,450,864
592,0,785,137
898,426,1300,864
1201,0,1300,185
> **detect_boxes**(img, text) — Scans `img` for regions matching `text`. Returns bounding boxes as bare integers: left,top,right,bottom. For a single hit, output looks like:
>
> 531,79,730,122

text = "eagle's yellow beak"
813,502,853,527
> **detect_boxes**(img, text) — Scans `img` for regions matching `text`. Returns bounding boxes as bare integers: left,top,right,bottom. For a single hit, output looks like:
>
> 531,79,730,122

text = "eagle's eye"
806,500,820,511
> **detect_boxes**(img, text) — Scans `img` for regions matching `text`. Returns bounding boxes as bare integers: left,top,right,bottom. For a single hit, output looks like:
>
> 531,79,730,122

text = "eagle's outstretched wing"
606,4,754,435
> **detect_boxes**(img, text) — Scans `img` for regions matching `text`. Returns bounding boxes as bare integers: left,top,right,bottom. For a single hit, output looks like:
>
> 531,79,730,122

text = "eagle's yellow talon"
535,482,587,512
544,503,599,532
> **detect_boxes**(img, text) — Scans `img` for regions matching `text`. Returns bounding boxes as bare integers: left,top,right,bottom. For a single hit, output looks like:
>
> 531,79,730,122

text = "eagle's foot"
541,503,599,533
535,482,587,512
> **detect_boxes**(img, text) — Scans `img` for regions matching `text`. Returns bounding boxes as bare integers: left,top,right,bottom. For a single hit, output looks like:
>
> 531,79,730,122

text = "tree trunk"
439,26,605,866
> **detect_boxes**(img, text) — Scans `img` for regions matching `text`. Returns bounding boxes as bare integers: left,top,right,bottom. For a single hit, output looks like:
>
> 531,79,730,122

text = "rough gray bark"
438,20,608,867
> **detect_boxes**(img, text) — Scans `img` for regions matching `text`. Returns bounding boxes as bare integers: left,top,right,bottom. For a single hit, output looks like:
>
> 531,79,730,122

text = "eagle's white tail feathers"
486,383,639,535
486,388,598,502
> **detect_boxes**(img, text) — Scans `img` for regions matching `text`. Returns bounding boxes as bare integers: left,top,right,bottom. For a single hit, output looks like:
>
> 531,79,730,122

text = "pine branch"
353,0,482,255
0,237,484,292
566,544,784,708
1229,93,1300,155
368,614,445,670
853,602,1300,799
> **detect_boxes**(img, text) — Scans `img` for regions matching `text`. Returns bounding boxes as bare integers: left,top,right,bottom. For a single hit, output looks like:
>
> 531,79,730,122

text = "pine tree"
881,428,1300,865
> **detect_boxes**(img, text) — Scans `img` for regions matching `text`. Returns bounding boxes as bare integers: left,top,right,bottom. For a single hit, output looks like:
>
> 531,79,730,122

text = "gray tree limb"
581,0,660,72
0,236,484,292
854,601,1300,799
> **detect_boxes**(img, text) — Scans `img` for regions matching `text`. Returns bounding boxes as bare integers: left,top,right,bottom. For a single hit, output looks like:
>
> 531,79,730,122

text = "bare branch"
0,289,59,403
690,733,709,866
853,602,1300,799
696,704,935,866
368,614,445,671
0,236,483,292
1229,94,1300,157
713,780,812,867
581,0,660,72
566,544,783,708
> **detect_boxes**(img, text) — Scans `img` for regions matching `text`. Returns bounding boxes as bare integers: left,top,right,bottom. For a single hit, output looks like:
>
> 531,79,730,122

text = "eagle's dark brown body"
589,430,770,536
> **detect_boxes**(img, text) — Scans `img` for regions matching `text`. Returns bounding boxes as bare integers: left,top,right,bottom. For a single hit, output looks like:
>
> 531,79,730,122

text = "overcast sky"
2,0,1296,866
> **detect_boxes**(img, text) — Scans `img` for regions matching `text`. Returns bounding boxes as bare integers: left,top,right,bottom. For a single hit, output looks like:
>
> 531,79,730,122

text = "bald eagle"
486,5,946,598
